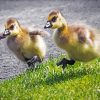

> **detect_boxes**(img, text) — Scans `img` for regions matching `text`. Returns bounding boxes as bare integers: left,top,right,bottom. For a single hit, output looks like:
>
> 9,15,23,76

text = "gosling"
44,10,100,71
0,18,49,67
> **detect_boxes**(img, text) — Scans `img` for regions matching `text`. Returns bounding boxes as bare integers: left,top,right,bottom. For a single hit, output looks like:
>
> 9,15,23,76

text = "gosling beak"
3,29,10,37
0,34,5,40
44,21,52,29
0,29,11,40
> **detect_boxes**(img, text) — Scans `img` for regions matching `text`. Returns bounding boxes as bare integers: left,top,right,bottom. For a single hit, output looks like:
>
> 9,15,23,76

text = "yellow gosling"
44,10,100,71
1,18,49,67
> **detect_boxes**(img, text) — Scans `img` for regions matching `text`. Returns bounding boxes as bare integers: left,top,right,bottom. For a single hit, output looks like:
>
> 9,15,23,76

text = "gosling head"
3,18,21,37
44,10,66,29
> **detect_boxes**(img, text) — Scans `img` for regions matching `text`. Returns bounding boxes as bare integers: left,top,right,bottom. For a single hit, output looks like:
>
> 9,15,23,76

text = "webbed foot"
57,58,75,72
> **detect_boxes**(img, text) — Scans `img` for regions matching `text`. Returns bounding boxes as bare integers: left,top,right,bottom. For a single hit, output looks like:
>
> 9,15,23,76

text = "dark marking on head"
51,16,57,22
6,18,17,25
49,10,60,16
9,25,14,30
5,18,20,28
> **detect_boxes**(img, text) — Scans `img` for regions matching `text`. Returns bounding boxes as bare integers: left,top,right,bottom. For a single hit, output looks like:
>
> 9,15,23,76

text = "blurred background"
0,0,100,80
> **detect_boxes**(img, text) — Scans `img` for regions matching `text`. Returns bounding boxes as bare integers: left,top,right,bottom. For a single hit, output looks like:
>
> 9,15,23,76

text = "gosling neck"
58,23,69,34
16,29,30,46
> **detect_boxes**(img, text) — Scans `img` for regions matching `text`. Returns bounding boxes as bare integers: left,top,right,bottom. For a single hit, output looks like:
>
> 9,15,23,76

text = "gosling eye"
51,16,57,22
9,25,14,30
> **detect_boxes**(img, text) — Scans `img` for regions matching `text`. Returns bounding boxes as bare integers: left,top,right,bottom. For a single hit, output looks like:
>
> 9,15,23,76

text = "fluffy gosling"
0,18,49,67
44,10,100,71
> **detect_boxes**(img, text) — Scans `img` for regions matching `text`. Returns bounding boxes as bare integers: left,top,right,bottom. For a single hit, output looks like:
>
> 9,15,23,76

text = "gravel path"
0,0,100,80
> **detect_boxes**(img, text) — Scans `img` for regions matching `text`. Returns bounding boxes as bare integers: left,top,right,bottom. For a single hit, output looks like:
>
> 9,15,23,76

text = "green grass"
0,55,100,100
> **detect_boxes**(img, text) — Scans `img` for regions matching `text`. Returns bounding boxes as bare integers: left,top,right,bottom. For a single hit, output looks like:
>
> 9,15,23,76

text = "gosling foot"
27,56,42,67
57,58,75,72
